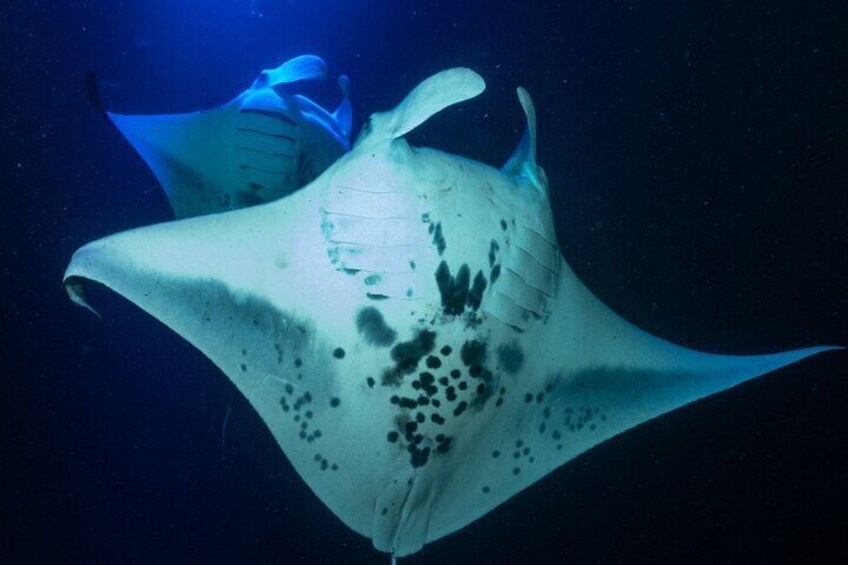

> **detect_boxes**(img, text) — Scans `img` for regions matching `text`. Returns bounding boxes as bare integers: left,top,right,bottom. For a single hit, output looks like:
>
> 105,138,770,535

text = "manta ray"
64,68,839,559
106,54,352,218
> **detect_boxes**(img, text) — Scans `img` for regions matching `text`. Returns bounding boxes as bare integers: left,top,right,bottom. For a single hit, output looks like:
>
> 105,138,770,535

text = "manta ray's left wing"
108,54,351,219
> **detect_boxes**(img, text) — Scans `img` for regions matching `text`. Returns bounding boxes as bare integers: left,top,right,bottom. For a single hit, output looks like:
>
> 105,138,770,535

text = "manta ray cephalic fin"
251,53,327,89
502,87,547,194
333,75,353,140
357,67,485,146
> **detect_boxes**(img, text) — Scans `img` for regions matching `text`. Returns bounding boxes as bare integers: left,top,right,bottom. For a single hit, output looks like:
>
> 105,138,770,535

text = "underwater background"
1,1,846,563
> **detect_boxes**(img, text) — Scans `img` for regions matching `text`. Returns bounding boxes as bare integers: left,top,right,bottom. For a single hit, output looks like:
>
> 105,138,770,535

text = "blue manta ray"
64,68,839,559
107,54,352,218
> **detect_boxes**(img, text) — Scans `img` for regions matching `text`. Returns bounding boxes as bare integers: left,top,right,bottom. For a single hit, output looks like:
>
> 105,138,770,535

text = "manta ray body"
107,54,352,218
65,68,837,558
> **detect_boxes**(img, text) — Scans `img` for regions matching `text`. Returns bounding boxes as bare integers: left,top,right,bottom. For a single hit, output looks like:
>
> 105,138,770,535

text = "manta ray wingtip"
64,275,102,319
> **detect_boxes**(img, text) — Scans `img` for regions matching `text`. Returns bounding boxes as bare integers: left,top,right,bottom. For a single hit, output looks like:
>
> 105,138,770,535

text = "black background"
2,1,846,563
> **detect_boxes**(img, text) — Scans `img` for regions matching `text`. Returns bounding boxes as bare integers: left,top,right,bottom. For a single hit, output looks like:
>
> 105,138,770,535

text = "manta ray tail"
84,70,106,117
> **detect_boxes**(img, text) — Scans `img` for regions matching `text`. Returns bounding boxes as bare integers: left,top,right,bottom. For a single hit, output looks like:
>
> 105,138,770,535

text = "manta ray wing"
64,68,840,558
108,54,351,219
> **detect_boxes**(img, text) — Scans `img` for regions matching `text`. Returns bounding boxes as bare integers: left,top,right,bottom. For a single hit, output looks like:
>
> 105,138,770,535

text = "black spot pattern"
356,307,398,347
377,329,518,469
490,264,501,285
488,239,500,267
381,329,437,386
431,222,446,255
435,261,469,316
435,261,488,316
467,270,487,311
497,342,524,374
461,340,486,366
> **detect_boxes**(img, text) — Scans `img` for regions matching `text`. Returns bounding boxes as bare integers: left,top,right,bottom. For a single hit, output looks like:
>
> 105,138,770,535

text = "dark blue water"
2,1,846,563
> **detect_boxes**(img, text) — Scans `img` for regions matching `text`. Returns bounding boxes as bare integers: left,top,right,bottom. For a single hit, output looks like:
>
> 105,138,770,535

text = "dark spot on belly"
453,401,468,416
432,222,446,255
466,270,487,311
488,240,500,267
410,446,431,468
356,307,397,347
435,261,470,316
497,342,524,374
461,340,487,366
382,329,437,386
333,347,346,359
490,264,501,285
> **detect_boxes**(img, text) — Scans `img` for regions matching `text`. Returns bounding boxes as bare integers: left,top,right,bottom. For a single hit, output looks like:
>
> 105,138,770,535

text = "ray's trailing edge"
64,67,842,559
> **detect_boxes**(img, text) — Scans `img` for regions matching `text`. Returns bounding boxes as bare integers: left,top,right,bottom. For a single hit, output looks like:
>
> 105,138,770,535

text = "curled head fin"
503,87,547,194
252,54,328,89
333,75,353,140
356,67,485,146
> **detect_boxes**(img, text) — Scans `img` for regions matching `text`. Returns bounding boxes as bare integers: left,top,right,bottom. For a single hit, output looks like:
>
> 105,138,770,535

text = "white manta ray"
64,68,839,559
107,54,352,218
